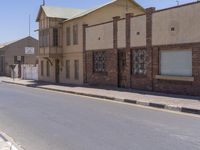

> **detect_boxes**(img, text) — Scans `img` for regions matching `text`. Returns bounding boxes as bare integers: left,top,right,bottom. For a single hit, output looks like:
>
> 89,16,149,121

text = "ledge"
155,75,194,82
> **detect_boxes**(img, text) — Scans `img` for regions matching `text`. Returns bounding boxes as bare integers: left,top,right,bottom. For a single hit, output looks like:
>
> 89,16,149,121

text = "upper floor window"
39,30,48,48
53,28,58,47
73,24,78,45
66,27,71,46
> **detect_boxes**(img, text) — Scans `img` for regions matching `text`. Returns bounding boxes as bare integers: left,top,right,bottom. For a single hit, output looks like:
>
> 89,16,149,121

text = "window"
14,56,17,64
41,61,44,76
0,56,4,73
66,27,71,45
93,51,106,73
160,50,192,76
46,61,50,77
133,49,147,75
14,56,24,64
39,30,49,47
21,56,25,64
66,60,70,79
74,60,79,80
73,24,78,45
53,28,58,47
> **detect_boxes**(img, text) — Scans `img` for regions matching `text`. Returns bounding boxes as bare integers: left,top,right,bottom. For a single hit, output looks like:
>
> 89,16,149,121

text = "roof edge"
63,0,145,23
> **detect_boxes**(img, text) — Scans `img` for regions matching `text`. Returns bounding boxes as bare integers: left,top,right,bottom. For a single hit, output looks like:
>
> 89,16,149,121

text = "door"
118,50,127,88
55,59,60,83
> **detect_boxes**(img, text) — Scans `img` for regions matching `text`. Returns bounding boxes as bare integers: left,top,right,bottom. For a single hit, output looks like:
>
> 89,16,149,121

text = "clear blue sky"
0,0,194,43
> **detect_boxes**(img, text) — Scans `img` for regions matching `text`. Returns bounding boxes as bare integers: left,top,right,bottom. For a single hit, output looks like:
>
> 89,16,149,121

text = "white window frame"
159,49,192,77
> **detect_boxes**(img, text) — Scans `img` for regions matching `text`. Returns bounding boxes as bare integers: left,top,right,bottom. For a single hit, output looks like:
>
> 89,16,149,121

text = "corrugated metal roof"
66,0,144,21
0,36,38,49
37,6,85,21
37,0,144,22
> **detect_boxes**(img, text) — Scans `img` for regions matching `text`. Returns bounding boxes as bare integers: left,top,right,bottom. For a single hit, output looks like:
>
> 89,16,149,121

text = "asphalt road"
0,81,199,150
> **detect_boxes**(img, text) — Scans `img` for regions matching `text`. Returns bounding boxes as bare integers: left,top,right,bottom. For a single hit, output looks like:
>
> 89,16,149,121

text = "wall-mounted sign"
25,47,35,54
17,56,21,61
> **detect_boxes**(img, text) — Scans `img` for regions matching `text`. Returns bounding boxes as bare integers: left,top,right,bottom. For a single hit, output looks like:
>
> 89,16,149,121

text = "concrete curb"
0,132,24,150
2,80,200,116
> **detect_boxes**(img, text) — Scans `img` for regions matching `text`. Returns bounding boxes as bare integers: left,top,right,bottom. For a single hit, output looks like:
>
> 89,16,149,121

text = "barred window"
93,51,106,73
133,49,147,75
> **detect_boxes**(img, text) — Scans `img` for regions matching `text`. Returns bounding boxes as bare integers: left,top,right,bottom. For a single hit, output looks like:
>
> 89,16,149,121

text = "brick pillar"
113,16,120,49
126,13,133,88
146,7,155,90
83,24,88,83
113,16,120,87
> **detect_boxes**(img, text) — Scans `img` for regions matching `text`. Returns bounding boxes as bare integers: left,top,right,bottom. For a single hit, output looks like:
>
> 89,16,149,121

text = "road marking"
33,86,200,119
4,83,200,119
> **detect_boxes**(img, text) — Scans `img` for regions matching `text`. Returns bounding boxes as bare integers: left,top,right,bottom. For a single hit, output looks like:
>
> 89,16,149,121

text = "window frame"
46,61,50,77
66,60,70,79
66,27,71,46
93,50,107,73
73,24,78,45
53,28,59,47
74,60,79,80
41,60,44,76
159,49,192,77
132,48,147,76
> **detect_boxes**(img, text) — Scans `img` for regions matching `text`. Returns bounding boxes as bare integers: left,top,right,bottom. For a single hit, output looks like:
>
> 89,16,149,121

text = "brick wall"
84,3,200,96
152,44,200,96
86,49,118,86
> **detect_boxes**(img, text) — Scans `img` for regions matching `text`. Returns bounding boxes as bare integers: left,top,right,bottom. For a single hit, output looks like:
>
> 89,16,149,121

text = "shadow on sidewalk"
27,80,200,102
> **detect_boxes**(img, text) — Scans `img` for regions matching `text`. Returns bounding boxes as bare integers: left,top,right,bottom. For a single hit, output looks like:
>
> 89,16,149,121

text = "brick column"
126,13,133,88
113,16,120,86
146,7,155,90
83,24,88,83
113,16,120,49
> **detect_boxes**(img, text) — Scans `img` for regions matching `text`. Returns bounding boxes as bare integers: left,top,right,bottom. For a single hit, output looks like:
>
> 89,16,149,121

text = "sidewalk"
1,77,200,115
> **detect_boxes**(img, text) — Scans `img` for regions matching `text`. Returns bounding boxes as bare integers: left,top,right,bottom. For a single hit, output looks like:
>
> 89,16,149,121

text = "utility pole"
29,15,31,36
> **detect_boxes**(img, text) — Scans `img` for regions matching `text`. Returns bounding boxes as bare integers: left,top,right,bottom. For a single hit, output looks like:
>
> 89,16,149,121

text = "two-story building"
36,0,145,84
84,1,200,96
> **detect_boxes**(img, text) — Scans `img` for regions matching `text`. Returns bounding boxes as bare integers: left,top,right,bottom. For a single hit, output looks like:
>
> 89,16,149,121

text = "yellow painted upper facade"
62,0,145,54
86,1,200,51
152,2,200,46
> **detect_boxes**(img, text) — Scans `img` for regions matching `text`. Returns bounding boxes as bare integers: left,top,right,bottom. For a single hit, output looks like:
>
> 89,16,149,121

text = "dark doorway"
55,59,60,83
118,50,127,88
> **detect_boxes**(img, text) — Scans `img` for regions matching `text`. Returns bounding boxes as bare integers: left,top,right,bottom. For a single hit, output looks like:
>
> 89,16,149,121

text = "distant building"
0,36,38,77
